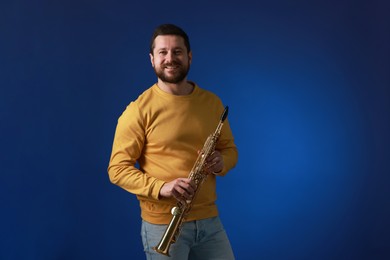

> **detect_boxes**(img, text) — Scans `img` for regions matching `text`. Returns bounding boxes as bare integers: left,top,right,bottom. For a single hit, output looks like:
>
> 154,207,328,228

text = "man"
108,24,238,259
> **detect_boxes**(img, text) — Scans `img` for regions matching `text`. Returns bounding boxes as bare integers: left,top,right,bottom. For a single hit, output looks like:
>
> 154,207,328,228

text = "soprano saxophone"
153,106,229,256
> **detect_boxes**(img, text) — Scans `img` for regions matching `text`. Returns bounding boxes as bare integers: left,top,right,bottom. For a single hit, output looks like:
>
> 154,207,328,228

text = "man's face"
150,35,192,84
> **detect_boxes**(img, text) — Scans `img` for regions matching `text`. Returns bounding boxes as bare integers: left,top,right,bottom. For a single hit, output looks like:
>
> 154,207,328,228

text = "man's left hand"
205,150,224,175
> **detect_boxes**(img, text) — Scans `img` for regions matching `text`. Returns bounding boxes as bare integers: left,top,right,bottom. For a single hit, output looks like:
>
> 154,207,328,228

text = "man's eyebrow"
156,47,184,52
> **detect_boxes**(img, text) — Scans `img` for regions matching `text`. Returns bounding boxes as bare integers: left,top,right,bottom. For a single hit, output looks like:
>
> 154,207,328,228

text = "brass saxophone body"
153,106,229,256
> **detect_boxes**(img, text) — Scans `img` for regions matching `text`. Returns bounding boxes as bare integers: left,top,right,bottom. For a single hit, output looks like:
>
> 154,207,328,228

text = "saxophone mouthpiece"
221,106,229,122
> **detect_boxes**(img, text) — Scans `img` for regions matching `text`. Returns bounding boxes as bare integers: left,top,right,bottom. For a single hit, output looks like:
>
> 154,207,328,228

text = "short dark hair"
149,24,191,54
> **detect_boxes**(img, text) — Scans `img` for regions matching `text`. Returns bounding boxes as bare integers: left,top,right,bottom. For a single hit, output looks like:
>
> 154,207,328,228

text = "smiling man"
108,24,238,260
150,33,192,93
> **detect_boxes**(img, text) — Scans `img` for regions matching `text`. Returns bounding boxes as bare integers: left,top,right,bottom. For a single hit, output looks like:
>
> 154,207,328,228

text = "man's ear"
188,51,192,65
150,53,154,67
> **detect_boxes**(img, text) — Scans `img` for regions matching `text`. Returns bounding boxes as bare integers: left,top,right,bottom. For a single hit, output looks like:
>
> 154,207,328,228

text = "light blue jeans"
141,216,235,260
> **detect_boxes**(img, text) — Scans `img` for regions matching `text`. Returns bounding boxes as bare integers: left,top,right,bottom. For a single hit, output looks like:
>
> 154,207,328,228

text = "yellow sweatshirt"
108,83,238,224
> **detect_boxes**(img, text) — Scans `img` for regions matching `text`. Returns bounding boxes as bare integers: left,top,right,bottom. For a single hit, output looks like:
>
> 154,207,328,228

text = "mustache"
163,61,181,67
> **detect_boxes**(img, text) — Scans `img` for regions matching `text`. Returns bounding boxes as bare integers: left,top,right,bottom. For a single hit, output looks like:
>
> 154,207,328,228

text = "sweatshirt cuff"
150,179,166,200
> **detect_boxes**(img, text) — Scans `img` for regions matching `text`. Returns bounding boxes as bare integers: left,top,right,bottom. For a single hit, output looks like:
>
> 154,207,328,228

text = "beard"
153,61,190,84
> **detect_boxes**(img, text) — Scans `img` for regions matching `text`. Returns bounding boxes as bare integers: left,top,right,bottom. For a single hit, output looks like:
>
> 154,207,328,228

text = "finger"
206,153,216,162
172,189,187,203
206,156,219,167
206,161,217,170
174,184,193,199
206,159,223,174
208,150,221,163
179,178,196,192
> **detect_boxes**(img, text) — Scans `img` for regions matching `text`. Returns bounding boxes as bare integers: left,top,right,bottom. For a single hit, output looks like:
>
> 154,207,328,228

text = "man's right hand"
159,178,196,203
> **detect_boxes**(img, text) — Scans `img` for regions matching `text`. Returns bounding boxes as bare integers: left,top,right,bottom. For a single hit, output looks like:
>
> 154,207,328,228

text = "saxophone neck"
214,106,229,138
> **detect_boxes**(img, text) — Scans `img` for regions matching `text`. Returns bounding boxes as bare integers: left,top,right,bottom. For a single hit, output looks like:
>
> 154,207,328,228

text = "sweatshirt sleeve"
216,117,238,176
107,102,165,199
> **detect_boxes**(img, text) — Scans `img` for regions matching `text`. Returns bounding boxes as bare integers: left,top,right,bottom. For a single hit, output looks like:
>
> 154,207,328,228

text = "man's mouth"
164,63,180,70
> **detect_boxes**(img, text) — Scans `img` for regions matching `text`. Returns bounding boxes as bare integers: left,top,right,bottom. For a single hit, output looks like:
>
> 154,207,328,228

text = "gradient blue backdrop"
1,1,389,259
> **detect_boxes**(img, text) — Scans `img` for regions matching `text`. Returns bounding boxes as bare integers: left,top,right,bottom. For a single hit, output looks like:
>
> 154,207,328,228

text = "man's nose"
165,51,174,62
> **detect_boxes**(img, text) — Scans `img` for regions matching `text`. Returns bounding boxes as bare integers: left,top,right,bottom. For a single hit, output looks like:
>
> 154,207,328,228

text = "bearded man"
108,24,238,260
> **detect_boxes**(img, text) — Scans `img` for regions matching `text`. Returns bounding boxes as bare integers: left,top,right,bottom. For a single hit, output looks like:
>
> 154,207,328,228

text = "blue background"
1,0,389,259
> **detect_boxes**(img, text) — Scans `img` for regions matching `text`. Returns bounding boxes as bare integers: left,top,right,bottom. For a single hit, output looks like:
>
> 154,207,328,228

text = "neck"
157,80,194,96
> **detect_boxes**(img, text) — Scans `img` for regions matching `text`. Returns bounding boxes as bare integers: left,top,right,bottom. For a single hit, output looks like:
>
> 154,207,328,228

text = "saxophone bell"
152,209,184,256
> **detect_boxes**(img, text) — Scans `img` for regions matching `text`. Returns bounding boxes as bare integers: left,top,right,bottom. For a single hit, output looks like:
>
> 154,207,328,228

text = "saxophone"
153,106,229,256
